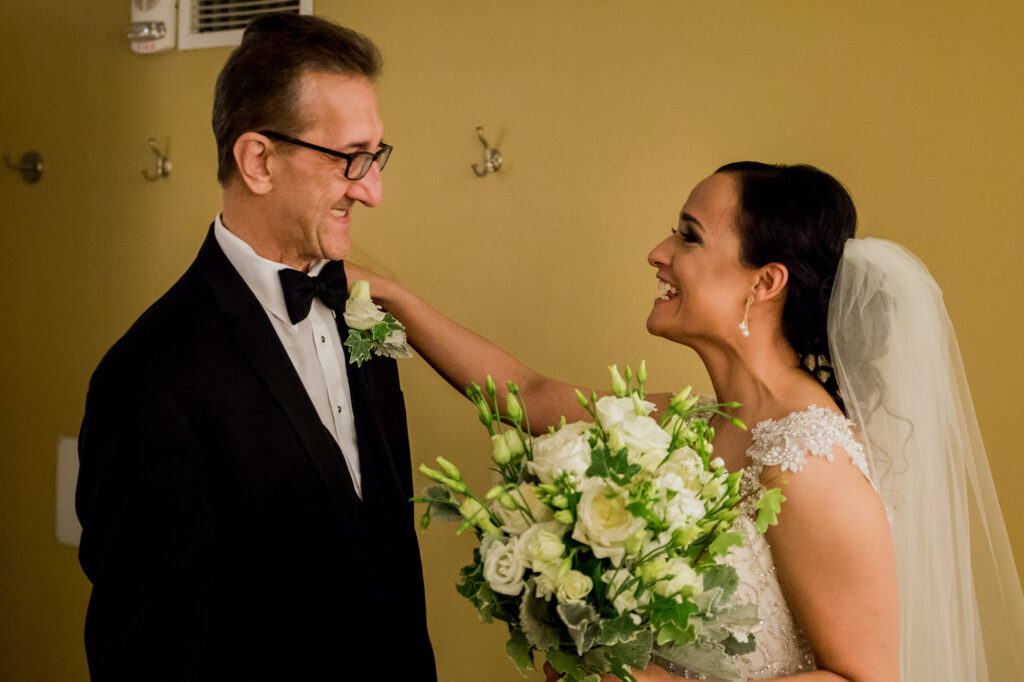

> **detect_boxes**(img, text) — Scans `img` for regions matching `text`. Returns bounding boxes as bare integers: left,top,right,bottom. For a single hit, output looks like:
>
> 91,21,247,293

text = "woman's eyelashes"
672,226,701,244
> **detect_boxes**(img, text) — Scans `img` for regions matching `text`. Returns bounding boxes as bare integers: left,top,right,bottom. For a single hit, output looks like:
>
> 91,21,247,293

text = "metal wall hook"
471,126,503,177
4,151,43,184
143,138,172,181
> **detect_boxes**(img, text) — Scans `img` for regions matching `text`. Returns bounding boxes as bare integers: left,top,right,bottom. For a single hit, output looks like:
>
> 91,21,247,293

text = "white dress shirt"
214,215,363,497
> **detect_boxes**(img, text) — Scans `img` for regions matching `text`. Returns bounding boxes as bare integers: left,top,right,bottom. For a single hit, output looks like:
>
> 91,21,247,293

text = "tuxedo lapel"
195,229,366,520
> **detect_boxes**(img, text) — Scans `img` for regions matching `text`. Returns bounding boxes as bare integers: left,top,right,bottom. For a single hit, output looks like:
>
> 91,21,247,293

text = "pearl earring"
739,296,754,337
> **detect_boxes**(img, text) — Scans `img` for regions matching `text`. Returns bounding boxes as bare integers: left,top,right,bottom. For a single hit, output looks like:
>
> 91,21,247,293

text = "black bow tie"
278,260,348,324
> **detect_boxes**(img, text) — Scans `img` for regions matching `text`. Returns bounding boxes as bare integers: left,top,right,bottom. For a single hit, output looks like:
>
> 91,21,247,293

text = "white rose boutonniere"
342,280,413,367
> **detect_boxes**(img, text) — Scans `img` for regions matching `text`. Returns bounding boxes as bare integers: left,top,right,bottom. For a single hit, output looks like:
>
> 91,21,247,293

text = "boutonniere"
342,280,413,367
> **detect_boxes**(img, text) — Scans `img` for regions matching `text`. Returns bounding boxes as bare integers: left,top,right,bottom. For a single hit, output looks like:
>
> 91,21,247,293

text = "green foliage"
597,613,646,646
505,627,534,676
699,564,739,603
557,601,602,655
343,329,374,366
586,443,641,487
707,531,744,558
755,487,787,534
370,312,403,344
649,595,699,647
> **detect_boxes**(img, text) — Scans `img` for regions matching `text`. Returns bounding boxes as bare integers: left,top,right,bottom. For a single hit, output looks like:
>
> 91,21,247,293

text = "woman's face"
646,172,760,345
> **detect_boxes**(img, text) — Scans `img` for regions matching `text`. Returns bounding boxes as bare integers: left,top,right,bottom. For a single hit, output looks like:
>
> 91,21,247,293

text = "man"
76,14,436,680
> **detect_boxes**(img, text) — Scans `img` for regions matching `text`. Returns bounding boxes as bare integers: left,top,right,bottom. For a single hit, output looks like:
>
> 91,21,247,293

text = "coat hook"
3,151,43,184
143,138,172,181
471,126,503,177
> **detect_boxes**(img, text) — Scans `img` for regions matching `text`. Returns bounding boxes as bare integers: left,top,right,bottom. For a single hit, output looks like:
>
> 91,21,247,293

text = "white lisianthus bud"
459,498,500,536
491,433,512,464
636,557,668,583
669,387,692,411
555,570,594,603
506,394,523,422
710,457,725,471
349,280,372,302
607,427,626,454
553,509,575,525
503,429,525,457
609,365,629,397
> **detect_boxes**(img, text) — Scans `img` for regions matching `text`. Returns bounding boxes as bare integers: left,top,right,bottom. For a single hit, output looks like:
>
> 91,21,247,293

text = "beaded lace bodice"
667,405,869,680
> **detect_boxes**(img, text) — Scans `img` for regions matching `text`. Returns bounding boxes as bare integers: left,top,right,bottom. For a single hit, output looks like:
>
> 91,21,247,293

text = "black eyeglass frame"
258,130,392,181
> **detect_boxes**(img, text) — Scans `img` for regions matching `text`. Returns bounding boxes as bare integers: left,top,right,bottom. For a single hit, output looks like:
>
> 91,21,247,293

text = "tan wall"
2,1,1021,679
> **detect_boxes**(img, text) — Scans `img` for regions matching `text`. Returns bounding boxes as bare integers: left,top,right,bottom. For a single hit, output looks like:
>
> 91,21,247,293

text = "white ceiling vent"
177,0,313,50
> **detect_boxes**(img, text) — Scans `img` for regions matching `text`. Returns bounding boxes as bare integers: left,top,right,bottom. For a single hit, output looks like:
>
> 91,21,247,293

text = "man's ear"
754,262,789,303
233,132,275,195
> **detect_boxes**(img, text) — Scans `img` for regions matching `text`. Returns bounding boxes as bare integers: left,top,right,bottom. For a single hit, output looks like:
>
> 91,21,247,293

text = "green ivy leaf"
755,487,786,533
546,647,585,679
707,531,744,558
597,613,645,646
343,329,373,367
505,627,534,676
371,312,404,344
586,444,641,487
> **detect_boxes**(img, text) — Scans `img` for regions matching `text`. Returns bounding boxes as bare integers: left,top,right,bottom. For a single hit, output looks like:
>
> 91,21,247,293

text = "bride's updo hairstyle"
715,161,856,409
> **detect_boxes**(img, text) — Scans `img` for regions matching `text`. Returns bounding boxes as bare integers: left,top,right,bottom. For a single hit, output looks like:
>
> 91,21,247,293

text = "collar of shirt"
214,214,328,326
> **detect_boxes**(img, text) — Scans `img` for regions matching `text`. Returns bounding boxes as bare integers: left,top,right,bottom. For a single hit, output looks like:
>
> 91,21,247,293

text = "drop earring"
739,296,754,337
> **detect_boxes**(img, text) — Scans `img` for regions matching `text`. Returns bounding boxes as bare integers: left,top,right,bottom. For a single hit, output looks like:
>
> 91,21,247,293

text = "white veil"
827,238,1024,680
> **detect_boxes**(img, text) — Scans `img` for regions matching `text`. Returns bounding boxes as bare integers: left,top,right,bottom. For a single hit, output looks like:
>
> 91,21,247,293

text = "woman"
348,162,1024,680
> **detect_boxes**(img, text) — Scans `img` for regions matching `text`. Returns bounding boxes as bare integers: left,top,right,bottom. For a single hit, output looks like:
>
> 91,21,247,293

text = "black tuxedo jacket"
76,228,436,681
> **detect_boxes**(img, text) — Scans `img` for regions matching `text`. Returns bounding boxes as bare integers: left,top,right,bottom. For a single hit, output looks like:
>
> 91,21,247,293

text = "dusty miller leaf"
557,601,602,655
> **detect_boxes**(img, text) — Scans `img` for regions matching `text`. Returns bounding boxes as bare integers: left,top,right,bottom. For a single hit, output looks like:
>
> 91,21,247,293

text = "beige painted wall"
2,1,1022,679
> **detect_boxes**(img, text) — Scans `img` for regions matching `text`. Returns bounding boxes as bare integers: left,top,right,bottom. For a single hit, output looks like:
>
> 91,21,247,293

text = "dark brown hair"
716,161,857,409
212,13,382,185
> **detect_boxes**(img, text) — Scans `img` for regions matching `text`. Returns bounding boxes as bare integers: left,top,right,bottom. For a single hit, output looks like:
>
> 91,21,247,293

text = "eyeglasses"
258,130,392,181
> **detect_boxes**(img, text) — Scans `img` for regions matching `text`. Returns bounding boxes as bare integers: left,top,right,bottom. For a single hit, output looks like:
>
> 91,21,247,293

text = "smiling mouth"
656,279,679,301
329,208,349,219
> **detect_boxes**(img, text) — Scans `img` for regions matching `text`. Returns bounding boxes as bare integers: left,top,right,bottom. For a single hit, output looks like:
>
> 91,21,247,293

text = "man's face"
267,70,384,270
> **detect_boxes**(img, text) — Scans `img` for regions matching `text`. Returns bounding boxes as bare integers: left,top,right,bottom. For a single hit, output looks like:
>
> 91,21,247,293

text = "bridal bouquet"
415,363,784,682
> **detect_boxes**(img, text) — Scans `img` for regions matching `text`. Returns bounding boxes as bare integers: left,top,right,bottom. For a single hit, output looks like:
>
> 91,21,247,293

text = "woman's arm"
345,262,600,432
757,446,900,681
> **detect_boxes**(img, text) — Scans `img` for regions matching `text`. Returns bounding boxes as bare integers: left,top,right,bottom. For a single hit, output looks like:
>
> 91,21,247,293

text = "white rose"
595,395,655,426
482,537,526,596
572,478,645,566
528,421,592,484
620,419,672,471
555,570,594,603
491,483,555,536
602,568,650,615
343,297,385,330
519,520,568,568
655,557,703,600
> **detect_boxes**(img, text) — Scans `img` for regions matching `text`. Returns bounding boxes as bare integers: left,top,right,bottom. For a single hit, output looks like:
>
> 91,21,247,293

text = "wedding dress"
662,406,866,679
663,238,1024,680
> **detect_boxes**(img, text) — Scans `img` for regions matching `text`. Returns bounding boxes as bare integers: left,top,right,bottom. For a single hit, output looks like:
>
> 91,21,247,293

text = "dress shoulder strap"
746,405,871,482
